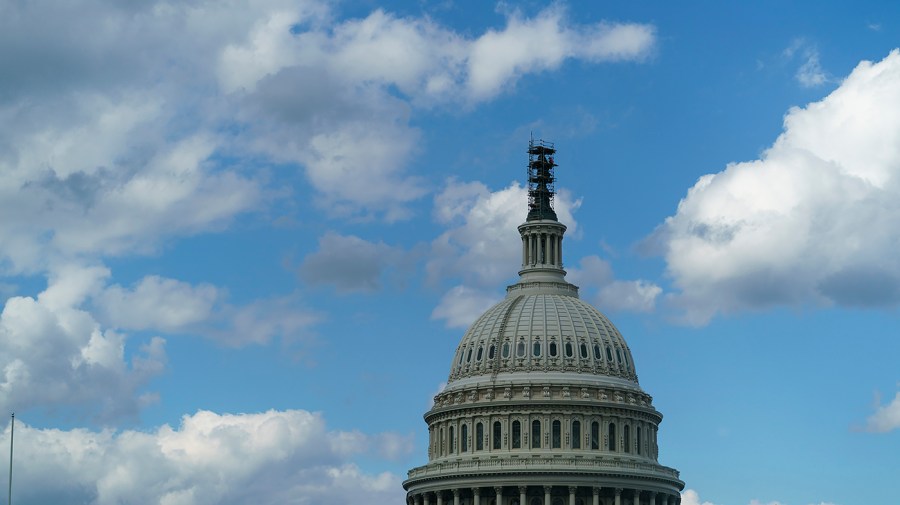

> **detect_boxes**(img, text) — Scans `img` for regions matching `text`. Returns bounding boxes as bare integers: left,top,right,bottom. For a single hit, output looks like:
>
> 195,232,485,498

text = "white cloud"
96,276,219,332
0,267,166,421
864,387,900,433
783,39,828,88
428,179,580,289
597,280,662,313
655,49,900,324
466,5,654,100
1,410,405,505
681,490,717,505
432,285,502,329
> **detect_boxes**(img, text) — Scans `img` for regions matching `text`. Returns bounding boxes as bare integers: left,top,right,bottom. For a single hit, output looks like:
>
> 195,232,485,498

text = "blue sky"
1,1,898,504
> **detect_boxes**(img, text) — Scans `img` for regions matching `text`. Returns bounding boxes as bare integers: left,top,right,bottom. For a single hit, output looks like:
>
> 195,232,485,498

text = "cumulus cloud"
681,490,717,505
0,266,166,421
567,256,662,313
654,49,900,324
1,410,405,505
95,276,219,332
864,387,900,433
432,285,502,329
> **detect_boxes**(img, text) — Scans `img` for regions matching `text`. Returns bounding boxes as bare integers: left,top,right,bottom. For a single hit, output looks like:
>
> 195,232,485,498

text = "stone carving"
562,387,570,398
542,386,551,398
503,387,512,399
523,386,531,399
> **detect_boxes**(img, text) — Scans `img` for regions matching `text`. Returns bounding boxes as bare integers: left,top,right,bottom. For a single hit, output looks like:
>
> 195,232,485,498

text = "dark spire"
526,138,558,221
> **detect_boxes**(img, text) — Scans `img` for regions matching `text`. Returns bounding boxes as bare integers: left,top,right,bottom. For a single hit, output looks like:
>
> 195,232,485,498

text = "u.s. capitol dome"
404,140,684,505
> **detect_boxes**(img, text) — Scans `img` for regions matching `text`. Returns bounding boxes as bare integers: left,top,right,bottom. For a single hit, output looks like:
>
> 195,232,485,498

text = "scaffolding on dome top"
526,137,558,222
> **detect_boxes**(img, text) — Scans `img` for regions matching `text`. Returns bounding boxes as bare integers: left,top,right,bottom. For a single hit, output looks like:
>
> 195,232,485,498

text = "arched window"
616,348,623,363
532,420,541,448
593,344,602,360
579,343,588,359
476,346,483,361
549,341,558,356
606,346,613,361
449,426,455,454
591,421,600,450
533,340,541,357
512,420,521,448
516,340,526,358
493,421,502,449
565,342,574,358
476,422,484,451
624,425,630,453
466,348,473,362
552,420,561,448
488,345,496,359
608,423,616,451
502,342,510,358
440,427,444,455
636,426,642,455
461,424,469,452
572,420,581,449
458,350,465,365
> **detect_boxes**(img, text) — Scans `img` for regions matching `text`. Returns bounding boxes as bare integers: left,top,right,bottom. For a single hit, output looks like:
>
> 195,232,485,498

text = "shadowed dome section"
446,292,638,388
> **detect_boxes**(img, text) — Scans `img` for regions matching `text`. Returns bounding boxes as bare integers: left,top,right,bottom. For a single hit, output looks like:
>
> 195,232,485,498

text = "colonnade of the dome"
407,485,682,505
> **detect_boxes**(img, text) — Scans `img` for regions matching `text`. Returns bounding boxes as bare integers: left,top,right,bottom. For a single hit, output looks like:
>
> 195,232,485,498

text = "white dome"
446,290,639,391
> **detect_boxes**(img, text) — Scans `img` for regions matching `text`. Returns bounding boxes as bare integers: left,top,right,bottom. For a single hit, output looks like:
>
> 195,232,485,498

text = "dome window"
502,342,510,358
461,424,469,452
552,420,561,448
608,423,616,451
624,425,630,453
636,426,642,455
616,348,622,363
579,343,588,359
476,422,484,451
591,421,600,450
606,346,613,362
565,342,574,358
493,421,502,449
488,344,496,359
549,341,558,357
532,341,541,357
476,346,483,361
531,420,541,448
593,344,602,360
466,349,473,362
458,350,465,365
516,340,526,358
571,420,581,449
449,426,455,454
512,420,522,448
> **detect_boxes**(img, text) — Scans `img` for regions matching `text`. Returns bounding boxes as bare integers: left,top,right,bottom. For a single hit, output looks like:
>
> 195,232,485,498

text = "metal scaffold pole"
7,413,12,505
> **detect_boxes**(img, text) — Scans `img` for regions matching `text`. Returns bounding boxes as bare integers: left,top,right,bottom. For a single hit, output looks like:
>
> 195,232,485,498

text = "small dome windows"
593,344,601,360
476,346,483,361
532,340,541,357
579,343,588,359
488,345,495,360
565,342,574,358
466,349,473,362
549,341,558,357
516,340,526,358
606,347,613,362
502,342,510,358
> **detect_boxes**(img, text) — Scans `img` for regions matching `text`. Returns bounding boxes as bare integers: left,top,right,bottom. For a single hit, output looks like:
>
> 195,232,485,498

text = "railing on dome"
527,137,558,222
407,456,681,479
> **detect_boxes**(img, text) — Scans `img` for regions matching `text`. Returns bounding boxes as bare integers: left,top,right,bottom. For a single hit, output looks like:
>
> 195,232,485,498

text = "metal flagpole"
7,413,12,505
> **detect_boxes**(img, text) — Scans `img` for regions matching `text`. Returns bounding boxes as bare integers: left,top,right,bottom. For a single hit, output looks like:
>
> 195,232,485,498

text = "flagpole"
7,413,12,505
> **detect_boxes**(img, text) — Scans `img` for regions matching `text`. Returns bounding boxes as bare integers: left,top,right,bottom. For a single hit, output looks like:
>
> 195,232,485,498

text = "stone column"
437,492,444,505
614,488,622,505
424,492,431,505
544,486,552,505
648,492,656,505
414,494,422,505
569,486,577,505
519,485,527,505
453,488,460,505
632,490,640,505
474,487,481,505
592,487,601,505
494,486,503,505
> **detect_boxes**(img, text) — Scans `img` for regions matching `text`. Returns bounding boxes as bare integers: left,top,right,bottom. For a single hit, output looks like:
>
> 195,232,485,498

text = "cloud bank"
655,50,900,324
